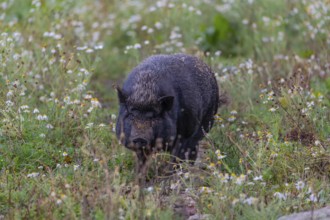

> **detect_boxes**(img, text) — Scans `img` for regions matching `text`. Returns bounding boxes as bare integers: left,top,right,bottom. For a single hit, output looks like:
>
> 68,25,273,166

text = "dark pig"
116,54,220,171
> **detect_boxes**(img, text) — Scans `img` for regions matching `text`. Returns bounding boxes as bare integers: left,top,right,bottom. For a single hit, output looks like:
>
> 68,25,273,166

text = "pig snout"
132,138,148,148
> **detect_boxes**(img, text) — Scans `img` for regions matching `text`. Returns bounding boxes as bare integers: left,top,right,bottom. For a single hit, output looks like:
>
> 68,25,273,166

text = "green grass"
0,0,329,219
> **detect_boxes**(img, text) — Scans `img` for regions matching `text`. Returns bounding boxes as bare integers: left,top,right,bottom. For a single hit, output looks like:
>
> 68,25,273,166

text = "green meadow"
0,0,329,219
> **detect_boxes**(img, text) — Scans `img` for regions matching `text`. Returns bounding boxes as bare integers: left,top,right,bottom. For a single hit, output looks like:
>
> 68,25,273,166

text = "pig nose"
133,138,148,147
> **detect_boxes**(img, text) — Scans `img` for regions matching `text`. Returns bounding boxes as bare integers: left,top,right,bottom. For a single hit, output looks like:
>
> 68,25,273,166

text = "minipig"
116,54,221,171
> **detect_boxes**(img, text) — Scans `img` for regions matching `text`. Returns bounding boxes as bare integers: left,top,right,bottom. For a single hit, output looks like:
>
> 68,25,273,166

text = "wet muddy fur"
116,54,221,173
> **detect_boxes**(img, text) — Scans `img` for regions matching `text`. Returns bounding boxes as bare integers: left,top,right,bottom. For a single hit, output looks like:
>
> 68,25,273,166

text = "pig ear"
116,87,127,104
158,96,174,112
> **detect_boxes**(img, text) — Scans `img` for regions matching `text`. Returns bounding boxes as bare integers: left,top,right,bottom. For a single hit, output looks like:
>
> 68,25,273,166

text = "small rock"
278,206,330,220
188,214,211,220
173,195,197,219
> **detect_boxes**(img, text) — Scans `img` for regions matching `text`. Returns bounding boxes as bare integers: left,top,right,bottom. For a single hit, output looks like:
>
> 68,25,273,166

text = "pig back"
147,54,218,135
122,54,219,136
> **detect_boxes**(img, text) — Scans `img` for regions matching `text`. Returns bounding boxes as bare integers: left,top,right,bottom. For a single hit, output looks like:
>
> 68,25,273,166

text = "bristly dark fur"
127,69,159,107
116,53,223,172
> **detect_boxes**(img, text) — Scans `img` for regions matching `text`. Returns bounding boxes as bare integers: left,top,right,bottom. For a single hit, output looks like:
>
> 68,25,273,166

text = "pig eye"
129,108,140,117
128,107,158,119
145,111,155,118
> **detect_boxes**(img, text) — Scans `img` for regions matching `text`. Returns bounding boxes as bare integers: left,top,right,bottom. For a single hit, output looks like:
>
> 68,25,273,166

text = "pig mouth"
127,141,152,152
125,137,169,152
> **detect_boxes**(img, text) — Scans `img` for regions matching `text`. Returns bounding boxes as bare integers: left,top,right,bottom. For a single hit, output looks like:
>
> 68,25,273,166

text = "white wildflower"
309,194,317,202
228,116,236,122
295,180,305,191
27,172,39,178
146,186,154,192
6,90,13,98
230,110,237,115
94,44,103,50
232,198,239,206
91,98,101,108
84,94,92,100
74,165,80,171
6,100,14,107
266,133,273,139
63,96,71,105
273,192,287,200
13,53,20,60
56,199,62,205
243,197,258,205
242,19,249,25
215,150,226,160
36,114,48,121
307,101,314,108
269,107,277,112
215,51,222,56
86,48,94,53
85,123,94,129
199,186,213,194
133,43,141,49
141,25,148,31
253,175,263,181
235,174,246,185
87,107,94,113
77,46,87,51
154,22,163,29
